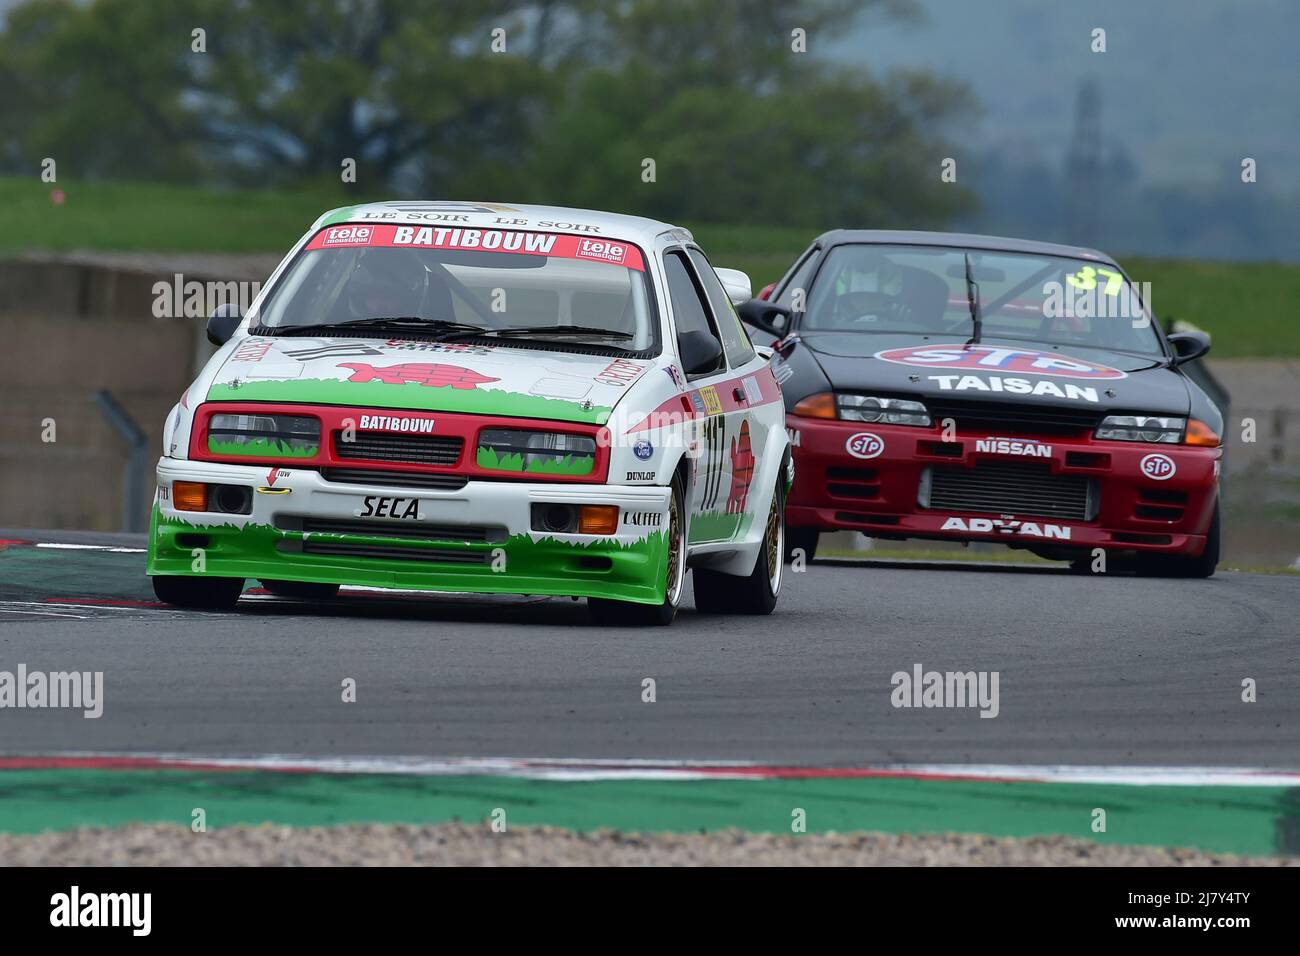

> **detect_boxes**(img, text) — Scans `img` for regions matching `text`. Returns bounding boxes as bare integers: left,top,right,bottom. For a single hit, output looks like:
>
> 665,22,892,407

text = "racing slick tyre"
1135,500,1221,579
260,580,341,600
783,526,819,564
694,475,783,616
588,478,686,627
152,574,244,610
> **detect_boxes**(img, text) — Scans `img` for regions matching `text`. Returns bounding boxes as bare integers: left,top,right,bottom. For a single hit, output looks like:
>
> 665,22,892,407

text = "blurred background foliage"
0,0,975,229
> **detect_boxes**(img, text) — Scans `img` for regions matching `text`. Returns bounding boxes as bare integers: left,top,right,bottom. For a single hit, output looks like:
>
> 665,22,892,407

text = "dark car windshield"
800,244,1164,356
254,225,658,351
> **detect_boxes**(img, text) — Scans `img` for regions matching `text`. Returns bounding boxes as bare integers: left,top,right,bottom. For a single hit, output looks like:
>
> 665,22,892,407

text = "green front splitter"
0,769,1295,858
148,509,669,604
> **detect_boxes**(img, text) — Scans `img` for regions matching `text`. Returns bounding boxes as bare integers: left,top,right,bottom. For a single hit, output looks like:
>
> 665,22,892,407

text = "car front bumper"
784,416,1221,556
147,458,672,603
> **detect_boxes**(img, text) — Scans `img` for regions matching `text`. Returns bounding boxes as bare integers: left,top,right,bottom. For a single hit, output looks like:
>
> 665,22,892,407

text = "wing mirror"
1167,330,1210,365
737,299,792,338
714,267,753,307
677,329,724,377
206,303,245,346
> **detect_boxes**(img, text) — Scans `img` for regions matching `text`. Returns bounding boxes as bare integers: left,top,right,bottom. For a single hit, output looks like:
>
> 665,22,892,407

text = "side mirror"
737,298,791,338
1167,330,1210,365
677,329,724,377
714,267,753,307
206,303,244,346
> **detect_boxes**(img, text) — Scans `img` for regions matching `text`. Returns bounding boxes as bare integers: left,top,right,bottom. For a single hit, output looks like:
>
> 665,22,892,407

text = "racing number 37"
1067,265,1124,296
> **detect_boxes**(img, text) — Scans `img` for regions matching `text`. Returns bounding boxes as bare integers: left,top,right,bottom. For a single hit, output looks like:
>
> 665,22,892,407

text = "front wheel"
694,475,783,615
588,478,686,627
152,574,244,610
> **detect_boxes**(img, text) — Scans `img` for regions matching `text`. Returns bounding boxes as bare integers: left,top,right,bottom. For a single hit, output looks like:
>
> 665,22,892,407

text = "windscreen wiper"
964,254,983,345
258,317,488,337
436,325,636,342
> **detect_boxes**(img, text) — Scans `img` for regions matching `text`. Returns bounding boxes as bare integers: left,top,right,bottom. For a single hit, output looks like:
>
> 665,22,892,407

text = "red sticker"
319,225,375,246
305,224,645,271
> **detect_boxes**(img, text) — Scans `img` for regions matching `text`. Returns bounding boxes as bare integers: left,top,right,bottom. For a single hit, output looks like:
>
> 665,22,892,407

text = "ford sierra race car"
147,202,789,625
740,231,1223,577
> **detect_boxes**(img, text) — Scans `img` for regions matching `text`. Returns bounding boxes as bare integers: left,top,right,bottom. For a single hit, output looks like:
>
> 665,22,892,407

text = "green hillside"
2,176,1294,357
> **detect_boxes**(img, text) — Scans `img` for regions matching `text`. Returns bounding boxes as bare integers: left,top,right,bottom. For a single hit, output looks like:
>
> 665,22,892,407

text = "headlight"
208,413,320,457
837,394,932,426
477,429,596,476
1094,414,1185,443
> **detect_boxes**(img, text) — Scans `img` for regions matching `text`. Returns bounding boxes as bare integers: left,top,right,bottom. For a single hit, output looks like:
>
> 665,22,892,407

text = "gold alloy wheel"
765,486,782,595
665,488,684,605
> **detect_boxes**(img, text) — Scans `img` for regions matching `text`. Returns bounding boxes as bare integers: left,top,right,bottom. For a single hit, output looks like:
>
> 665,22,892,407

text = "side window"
687,248,756,367
663,250,724,375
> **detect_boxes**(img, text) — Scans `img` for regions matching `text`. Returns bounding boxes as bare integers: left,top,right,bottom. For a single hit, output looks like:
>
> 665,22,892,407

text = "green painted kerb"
148,508,669,604
207,378,612,425
0,771,1294,858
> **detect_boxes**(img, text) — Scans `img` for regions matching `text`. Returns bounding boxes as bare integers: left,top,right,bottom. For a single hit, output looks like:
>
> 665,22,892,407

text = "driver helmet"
346,249,429,319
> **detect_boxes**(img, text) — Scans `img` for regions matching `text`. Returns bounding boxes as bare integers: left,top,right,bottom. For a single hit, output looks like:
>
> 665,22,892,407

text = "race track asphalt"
0,531,1296,766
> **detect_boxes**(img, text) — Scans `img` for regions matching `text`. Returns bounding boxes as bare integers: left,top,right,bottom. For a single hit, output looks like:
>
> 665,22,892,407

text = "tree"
0,0,977,230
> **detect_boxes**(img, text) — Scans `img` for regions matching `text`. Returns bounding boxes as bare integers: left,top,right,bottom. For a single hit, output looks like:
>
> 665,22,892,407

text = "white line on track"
33,543,146,553
0,601,142,614
0,606,89,619
17,753,1300,786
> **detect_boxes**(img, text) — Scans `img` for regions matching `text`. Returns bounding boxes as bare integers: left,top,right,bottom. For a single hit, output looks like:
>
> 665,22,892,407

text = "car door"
683,247,771,542
660,248,744,543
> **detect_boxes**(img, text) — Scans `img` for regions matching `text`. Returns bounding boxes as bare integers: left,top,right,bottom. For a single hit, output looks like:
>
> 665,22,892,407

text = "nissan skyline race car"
147,201,790,625
740,230,1223,577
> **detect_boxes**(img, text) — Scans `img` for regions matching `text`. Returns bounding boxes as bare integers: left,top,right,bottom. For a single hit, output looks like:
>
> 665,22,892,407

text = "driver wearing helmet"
345,249,435,320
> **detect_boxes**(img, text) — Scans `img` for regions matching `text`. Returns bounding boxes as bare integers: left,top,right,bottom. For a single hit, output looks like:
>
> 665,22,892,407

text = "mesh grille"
319,467,467,490
926,461,1093,520
334,431,464,466
927,400,1102,436
282,516,497,544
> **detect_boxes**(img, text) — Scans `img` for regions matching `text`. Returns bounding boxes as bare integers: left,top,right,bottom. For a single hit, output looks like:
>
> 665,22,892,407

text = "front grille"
927,399,1102,436
925,460,1094,520
1135,488,1187,523
278,516,501,544
334,430,463,466
291,540,489,564
319,467,467,491
826,466,880,500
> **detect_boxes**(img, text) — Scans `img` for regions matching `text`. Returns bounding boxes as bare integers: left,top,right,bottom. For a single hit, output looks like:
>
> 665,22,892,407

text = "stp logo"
577,239,627,265
1140,453,1176,480
846,432,885,459
322,225,374,246
874,344,1125,379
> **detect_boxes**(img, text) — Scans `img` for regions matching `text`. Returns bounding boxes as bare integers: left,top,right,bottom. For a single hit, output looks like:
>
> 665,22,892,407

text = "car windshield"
254,224,658,351
801,243,1164,356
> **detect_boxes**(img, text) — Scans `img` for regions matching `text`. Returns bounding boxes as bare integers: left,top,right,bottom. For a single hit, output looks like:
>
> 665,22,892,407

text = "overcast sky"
826,0,1300,189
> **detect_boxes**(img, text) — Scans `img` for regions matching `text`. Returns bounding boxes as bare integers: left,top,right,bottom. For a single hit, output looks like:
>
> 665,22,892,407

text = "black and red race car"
740,231,1224,577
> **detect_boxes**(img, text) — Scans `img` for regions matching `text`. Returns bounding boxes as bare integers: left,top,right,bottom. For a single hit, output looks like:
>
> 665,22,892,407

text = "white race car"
148,201,789,625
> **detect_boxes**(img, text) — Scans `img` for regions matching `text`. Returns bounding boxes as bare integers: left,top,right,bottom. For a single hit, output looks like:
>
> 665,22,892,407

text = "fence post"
93,389,150,532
